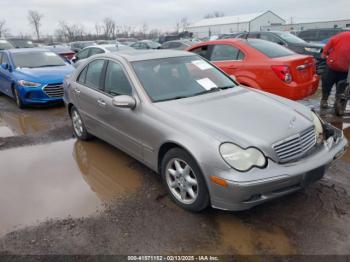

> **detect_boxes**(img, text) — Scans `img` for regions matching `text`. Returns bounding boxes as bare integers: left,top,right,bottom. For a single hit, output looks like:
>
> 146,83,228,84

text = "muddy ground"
0,92,350,257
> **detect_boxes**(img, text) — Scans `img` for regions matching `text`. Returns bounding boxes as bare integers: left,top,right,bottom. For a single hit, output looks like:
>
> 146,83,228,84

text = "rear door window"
210,45,240,61
190,45,211,60
84,59,106,90
247,39,295,58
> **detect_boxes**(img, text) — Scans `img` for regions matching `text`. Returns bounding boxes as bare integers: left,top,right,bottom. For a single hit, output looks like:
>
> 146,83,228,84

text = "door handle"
97,99,106,107
74,88,81,94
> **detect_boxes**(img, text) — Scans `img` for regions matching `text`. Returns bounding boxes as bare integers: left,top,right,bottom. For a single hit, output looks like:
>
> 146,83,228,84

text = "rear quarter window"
246,39,295,58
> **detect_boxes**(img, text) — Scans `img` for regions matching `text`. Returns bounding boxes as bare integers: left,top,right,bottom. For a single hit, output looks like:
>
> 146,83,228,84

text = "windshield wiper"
156,96,189,102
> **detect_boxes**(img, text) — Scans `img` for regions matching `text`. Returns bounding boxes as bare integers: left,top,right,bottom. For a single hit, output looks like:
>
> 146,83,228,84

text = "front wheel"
13,87,24,109
161,148,210,212
70,106,92,140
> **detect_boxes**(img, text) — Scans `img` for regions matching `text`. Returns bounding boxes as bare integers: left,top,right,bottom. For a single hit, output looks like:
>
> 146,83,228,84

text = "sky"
0,0,349,37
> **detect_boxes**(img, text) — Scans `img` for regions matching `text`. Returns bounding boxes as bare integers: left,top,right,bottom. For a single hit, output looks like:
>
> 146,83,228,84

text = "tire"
13,87,24,109
161,148,210,212
70,106,92,140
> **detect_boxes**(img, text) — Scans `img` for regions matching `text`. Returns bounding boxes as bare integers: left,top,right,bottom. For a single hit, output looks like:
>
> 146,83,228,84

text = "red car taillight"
271,65,293,83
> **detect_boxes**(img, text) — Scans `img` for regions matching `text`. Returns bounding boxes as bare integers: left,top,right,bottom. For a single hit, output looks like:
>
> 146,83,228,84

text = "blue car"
0,48,74,108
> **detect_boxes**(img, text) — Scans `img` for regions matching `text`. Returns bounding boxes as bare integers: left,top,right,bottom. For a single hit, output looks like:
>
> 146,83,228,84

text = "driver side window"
104,61,133,96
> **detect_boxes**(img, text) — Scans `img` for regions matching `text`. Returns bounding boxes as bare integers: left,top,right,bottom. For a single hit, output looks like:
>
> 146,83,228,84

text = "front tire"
161,148,210,212
13,87,24,109
70,106,92,140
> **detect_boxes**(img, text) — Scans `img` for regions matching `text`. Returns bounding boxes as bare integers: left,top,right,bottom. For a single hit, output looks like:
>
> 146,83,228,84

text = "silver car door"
96,60,142,160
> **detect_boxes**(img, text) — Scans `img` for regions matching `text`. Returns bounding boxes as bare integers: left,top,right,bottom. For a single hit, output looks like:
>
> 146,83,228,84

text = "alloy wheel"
165,158,199,205
72,110,84,137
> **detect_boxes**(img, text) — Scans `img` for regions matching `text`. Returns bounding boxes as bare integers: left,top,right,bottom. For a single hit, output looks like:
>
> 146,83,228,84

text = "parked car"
297,28,349,43
0,39,14,50
160,40,197,50
72,44,133,68
0,48,74,108
130,40,161,50
117,38,138,46
6,38,37,48
70,41,96,53
64,50,347,212
44,45,75,61
237,31,326,74
188,39,319,100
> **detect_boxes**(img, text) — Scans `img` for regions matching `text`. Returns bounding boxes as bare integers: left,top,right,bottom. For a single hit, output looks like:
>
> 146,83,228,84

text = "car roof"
107,49,195,62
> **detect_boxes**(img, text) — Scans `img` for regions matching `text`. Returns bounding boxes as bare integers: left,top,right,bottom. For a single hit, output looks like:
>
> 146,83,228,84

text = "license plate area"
303,166,325,186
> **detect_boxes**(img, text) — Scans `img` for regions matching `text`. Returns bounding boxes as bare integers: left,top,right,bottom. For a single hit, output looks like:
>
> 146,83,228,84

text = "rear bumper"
284,75,320,100
205,130,348,211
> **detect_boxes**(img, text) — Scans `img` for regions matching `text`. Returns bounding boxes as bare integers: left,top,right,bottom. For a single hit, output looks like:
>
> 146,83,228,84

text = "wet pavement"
0,92,350,255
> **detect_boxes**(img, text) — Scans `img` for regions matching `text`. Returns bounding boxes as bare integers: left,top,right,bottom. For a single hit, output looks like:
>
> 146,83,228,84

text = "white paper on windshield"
0,40,7,43
196,78,217,90
44,52,56,56
192,60,212,70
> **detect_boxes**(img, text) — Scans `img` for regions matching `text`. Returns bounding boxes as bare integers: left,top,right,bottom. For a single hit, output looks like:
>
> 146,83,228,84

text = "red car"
188,39,320,100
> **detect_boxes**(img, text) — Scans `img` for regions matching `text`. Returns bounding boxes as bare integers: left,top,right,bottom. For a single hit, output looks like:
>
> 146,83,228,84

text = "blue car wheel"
13,87,24,109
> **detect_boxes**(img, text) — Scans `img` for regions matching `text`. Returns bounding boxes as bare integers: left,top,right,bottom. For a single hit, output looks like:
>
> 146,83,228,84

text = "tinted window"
11,51,66,68
85,60,105,89
274,32,306,44
132,56,236,102
90,48,104,56
190,45,210,59
237,51,245,60
246,39,295,58
77,66,88,84
76,49,90,60
0,40,14,50
260,33,283,44
104,61,132,96
248,33,260,39
211,45,240,61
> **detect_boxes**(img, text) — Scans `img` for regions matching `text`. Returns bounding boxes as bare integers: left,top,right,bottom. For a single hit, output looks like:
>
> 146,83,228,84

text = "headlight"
311,111,324,143
304,47,321,53
219,143,267,172
18,80,41,87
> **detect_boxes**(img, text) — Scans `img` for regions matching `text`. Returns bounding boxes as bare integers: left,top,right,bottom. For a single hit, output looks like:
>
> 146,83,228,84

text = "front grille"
273,127,316,163
43,83,64,98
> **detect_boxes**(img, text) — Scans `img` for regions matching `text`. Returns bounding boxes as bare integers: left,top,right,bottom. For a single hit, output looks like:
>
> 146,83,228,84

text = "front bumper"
18,85,63,105
206,130,348,211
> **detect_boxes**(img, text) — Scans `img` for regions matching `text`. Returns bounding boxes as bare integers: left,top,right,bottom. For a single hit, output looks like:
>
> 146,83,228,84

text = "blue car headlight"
18,80,41,87
220,143,267,172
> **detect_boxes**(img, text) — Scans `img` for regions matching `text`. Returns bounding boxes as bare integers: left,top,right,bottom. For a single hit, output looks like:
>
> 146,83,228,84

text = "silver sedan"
63,50,348,212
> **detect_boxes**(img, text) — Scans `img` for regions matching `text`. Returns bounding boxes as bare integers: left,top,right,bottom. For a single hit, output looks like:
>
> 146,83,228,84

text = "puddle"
213,213,296,255
0,139,142,236
0,109,65,136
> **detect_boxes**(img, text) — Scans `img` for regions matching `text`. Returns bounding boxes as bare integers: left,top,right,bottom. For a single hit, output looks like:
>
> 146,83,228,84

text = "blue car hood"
14,65,75,84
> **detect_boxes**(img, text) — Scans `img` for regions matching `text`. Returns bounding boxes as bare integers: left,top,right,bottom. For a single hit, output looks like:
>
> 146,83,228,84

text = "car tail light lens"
272,65,292,83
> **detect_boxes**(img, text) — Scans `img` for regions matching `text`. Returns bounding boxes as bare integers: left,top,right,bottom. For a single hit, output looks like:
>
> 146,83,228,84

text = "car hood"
14,65,75,84
155,87,314,157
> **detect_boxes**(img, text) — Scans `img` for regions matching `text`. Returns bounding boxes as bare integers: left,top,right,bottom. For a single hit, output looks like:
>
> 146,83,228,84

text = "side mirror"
1,63,10,71
112,95,136,109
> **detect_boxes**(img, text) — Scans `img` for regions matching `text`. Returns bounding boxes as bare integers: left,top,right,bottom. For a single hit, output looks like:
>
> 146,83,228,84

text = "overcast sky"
0,0,349,36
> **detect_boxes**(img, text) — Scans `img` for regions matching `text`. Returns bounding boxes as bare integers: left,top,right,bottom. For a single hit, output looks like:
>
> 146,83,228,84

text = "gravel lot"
0,92,349,256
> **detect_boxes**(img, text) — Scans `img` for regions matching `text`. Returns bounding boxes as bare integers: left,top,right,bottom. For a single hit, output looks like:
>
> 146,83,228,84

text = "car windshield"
8,39,36,48
132,55,236,102
0,40,14,50
246,39,295,58
12,51,66,68
274,32,306,44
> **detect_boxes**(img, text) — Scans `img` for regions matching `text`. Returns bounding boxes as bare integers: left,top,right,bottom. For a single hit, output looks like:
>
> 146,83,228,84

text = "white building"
261,19,350,32
187,11,286,38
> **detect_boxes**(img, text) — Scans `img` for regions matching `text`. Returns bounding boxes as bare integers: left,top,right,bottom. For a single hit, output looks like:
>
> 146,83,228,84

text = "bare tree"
28,10,44,40
0,19,7,38
95,23,102,37
56,21,85,42
175,21,180,33
103,17,116,39
204,11,224,19
141,22,148,37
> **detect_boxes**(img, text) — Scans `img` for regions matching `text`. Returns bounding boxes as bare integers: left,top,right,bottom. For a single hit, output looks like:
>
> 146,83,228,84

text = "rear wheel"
13,87,24,109
70,106,92,140
161,148,210,212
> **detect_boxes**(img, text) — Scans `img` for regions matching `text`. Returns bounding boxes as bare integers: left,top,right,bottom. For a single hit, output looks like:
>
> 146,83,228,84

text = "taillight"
271,65,293,83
